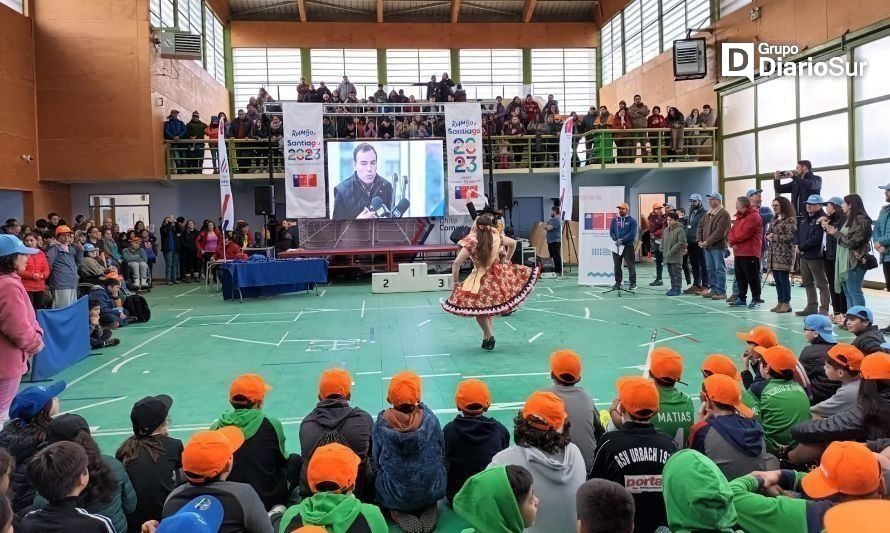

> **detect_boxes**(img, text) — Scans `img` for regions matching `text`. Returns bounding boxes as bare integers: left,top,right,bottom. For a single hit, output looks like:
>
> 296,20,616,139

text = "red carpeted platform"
278,244,459,272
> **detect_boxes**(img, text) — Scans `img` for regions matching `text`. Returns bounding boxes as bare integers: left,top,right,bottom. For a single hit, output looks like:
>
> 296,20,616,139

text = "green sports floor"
40,263,890,529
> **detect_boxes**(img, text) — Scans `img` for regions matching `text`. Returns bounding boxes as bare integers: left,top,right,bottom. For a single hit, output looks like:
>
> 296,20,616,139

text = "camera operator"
773,160,822,217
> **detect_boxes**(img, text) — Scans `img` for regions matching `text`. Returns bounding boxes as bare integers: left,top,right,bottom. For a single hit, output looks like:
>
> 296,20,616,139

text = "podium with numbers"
371,262,453,294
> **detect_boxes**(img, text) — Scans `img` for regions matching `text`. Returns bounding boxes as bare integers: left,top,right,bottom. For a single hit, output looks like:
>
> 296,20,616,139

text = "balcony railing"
164,127,717,177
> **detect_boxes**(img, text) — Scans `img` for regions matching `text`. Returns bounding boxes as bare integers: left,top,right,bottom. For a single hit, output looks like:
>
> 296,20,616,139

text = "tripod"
560,220,577,278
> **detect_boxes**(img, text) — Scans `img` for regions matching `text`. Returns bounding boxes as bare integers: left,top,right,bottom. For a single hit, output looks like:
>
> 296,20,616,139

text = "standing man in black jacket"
684,194,709,293
793,195,831,316
774,160,822,219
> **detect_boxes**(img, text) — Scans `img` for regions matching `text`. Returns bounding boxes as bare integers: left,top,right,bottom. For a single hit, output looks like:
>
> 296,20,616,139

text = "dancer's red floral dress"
442,228,540,316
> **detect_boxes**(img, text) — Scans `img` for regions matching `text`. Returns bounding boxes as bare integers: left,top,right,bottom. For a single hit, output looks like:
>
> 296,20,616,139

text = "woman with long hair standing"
824,194,873,308
765,196,797,313
0,235,44,421
442,214,540,350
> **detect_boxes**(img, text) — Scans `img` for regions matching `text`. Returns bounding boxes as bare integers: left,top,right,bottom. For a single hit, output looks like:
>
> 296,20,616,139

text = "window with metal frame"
310,49,379,100
205,6,225,84
719,0,750,18
601,16,623,84
531,49,597,114
1,0,24,14
623,0,643,72
385,49,451,100
149,0,175,28
459,49,523,100
233,48,302,110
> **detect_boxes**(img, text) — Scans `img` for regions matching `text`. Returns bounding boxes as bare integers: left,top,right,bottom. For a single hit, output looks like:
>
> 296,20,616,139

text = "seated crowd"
1,317,889,532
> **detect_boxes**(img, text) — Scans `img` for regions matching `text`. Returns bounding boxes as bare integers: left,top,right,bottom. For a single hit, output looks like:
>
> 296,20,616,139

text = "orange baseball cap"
827,344,865,372
649,347,685,384
454,379,492,414
182,426,245,482
521,391,567,431
823,500,890,532
387,371,422,406
229,374,272,403
754,345,798,372
701,354,741,381
861,353,890,380
702,374,753,418
736,326,778,347
801,441,881,499
292,526,328,532
318,369,352,399
307,443,361,493
550,349,582,383
617,202,630,210
54,225,73,236
617,376,659,419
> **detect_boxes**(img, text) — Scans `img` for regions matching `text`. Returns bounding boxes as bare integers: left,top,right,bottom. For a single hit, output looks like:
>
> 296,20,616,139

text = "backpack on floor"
123,294,151,323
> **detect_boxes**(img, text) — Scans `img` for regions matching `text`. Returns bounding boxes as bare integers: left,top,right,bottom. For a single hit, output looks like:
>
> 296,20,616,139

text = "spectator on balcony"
686,109,700,128
322,117,336,139
229,109,251,171
591,106,613,164
372,84,387,103
248,116,270,173
379,117,394,140
205,115,222,174
627,94,649,131
305,84,320,103
337,76,356,103
666,107,686,156
544,95,559,116
425,75,438,101
437,72,455,102
406,96,421,115
343,120,358,140
395,117,409,139
317,81,332,101
185,111,207,173
163,110,187,174
270,115,284,169
245,104,260,126
647,106,667,162
297,77,310,101
506,96,524,124
505,116,526,165
611,107,632,162
522,95,541,126
434,116,446,137
257,87,275,107
699,104,716,127
364,119,378,139
526,115,546,165
454,84,467,102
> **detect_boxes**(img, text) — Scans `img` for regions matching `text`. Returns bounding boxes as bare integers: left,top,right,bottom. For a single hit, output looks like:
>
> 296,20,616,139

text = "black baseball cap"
47,413,90,443
131,395,173,437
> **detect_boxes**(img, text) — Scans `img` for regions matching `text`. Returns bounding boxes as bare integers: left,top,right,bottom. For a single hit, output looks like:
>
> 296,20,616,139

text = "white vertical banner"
283,103,326,218
217,124,235,234
578,186,625,286
558,118,574,222
445,103,486,215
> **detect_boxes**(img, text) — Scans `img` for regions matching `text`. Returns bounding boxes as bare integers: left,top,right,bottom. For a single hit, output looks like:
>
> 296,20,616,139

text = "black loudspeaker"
254,185,275,216
496,181,514,211
450,226,471,244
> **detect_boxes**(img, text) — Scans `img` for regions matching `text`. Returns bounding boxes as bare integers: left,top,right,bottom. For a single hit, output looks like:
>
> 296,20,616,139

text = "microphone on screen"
391,198,411,218
370,196,391,218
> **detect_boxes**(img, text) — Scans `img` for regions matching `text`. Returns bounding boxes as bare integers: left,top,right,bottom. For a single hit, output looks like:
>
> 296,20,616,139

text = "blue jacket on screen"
609,215,637,246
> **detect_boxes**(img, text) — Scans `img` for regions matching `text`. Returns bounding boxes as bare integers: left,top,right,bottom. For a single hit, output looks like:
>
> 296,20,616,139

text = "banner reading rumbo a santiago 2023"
578,186,625,286
283,103,326,218
445,103,486,216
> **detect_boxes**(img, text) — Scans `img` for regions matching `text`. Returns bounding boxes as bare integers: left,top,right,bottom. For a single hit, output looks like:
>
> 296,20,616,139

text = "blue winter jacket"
874,204,890,262
686,205,706,242
372,403,446,511
45,244,80,290
793,209,826,260
609,215,637,246
164,117,187,139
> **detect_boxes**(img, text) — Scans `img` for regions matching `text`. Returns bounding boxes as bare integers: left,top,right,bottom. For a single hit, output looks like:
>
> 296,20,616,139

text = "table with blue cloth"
217,258,328,301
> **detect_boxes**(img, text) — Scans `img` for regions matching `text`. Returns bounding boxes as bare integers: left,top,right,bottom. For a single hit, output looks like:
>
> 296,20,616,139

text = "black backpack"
123,294,151,323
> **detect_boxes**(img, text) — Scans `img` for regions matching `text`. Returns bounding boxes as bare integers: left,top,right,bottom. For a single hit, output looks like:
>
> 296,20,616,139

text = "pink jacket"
0,273,44,379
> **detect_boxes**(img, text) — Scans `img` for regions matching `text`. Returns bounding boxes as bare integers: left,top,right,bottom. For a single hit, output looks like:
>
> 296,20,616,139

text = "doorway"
511,197,545,238
637,192,680,218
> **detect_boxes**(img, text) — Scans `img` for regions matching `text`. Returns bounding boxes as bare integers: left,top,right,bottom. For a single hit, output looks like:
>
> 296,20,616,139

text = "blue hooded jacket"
372,403,446,511
609,215,637,246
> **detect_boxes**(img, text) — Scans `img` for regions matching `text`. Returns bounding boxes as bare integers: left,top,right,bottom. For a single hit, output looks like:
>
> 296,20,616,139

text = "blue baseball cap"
689,194,703,202
846,305,874,324
83,243,96,253
746,188,763,197
706,192,723,201
804,314,836,343
0,235,39,258
823,196,843,207
9,381,66,421
805,194,825,205
879,184,890,190
157,496,223,533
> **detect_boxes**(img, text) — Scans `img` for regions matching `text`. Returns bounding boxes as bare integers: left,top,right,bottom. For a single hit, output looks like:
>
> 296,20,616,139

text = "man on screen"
332,143,395,220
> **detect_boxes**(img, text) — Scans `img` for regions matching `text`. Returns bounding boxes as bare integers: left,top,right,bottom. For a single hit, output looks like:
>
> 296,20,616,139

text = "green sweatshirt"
453,466,525,533
653,385,695,448
212,408,287,457
662,450,738,533
743,379,811,453
278,492,388,533
729,471,813,533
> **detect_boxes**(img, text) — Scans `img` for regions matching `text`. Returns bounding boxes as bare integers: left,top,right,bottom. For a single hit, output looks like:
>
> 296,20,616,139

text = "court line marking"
60,396,128,415
545,287,553,294
174,287,201,298
283,338,363,343
225,313,241,324
584,307,590,318
67,317,191,389
584,291,604,300
524,307,608,323
175,309,193,318
642,329,658,376
319,290,326,297
463,372,550,379
210,334,278,346
404,353,451,358
418,319,431,327
111,353,148,373
381,373,461,380
293,311,304,322
538,293,569,301
623,306,651,317
361,300,366,318
503,321,517,331
356,371,382,375
677,298,803,335
636,334,691,347
528,332,544,343
277,332,290,346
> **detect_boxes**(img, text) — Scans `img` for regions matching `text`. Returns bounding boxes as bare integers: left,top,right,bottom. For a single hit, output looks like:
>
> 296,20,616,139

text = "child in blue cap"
799,314,839,404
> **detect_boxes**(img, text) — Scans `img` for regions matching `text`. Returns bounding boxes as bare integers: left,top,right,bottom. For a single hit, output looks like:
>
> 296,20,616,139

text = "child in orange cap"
276,443,387,532
443,378,508,502
810,343,863,418
162,426,275,532
742,345,811,454
490,391,585,533
298,369,374,501
372,371,445,532
701,354,742,380
730,441,885,533
688,374,776,480
737,325,778,390
212,374,301,510
590,377,678,533
542,349,604,472
647,347,694,448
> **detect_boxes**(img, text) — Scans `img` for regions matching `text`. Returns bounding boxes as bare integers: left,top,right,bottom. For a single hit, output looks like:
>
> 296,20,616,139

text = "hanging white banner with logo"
558,118,574,222
578,186,625,286
283,103,326,218
217,124,235,234
445,103,486,215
